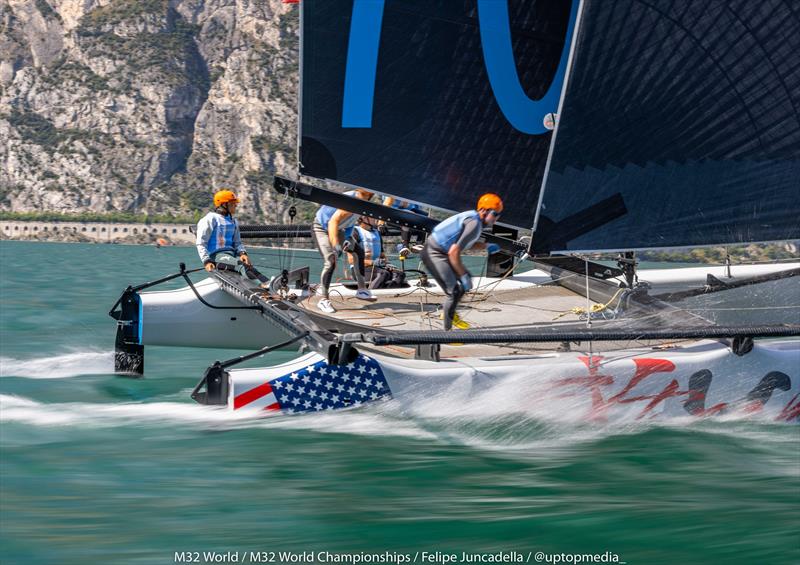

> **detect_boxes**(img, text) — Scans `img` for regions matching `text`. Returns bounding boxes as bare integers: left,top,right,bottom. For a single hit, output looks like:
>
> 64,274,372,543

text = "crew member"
313,189,376,313
350,217,406,289
421,193,503,330
196,189,268,285
381,197,429,257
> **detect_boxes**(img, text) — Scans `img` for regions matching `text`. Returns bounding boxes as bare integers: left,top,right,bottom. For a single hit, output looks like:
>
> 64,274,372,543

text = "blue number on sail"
342,0,579,133
342,0,386,128
477,0,578,134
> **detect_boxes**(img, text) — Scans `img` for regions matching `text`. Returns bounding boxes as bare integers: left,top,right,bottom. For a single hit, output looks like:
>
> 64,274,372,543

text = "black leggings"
421,244,464,330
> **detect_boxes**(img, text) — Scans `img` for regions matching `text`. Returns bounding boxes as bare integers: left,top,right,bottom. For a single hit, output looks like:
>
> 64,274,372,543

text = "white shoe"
355,289,377,301
398,247,410,258
410,244,424,253
317,298,336,313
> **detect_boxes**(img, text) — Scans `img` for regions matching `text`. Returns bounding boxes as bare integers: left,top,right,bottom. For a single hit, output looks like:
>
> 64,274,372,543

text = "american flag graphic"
233,355,391,413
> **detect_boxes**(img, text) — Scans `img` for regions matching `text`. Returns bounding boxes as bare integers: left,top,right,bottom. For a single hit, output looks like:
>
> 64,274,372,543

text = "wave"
4,393,790,460
0,394,435,440
2,363,795,456
0,392,642,460
0,350,114,379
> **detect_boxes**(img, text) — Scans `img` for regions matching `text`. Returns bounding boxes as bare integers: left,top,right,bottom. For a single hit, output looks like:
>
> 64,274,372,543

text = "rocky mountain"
0,0,300,221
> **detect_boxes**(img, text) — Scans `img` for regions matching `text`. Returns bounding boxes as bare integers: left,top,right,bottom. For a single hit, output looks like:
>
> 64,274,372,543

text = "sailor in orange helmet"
421,193,503,330
196,189,268,285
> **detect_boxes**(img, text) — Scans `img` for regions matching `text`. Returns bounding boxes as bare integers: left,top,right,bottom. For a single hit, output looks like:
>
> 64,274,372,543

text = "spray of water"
0,350,114,379
3,367,789,461
0,393,434,440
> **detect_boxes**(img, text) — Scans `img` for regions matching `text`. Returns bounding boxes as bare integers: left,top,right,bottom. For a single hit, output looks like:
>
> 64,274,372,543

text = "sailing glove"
459,272,472,292
334,244,343,257
486,243,501,255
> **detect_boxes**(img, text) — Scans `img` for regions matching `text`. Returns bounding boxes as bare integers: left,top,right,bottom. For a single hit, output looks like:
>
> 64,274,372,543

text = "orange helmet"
477,193,503,213
213,189,240,207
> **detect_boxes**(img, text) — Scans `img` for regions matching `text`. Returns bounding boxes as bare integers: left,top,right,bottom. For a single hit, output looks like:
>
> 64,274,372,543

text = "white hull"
138,278,286,350
228,340,800,422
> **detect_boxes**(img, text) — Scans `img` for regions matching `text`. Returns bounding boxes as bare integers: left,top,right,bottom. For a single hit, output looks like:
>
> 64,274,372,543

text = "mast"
530,0,585,239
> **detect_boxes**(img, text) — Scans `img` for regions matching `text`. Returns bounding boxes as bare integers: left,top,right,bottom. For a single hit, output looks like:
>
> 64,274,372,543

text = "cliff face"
0,0,299,221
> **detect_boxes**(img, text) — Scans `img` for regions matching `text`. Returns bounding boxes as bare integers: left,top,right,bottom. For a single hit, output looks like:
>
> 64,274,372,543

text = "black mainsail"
533,0,800,253
299,0,578,228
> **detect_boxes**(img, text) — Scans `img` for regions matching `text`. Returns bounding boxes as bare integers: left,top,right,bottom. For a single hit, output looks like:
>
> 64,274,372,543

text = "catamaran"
110,0,799,421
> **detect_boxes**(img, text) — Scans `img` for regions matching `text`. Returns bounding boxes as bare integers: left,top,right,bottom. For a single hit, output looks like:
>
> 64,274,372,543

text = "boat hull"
138,278,283,350
227,340,800,422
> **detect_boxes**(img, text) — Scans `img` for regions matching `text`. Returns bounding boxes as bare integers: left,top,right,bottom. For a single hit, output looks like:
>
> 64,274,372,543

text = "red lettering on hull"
555,357,678,420
777,393,800,422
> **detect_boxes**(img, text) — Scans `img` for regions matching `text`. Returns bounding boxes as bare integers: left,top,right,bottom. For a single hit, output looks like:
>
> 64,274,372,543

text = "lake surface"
1,241,798,565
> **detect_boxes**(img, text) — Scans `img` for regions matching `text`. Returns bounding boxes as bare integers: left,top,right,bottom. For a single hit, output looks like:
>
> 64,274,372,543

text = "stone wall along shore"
0,221,195,245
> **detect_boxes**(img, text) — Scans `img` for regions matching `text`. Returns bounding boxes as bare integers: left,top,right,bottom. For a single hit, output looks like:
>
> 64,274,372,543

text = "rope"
181,271,262,311
552,287,626,321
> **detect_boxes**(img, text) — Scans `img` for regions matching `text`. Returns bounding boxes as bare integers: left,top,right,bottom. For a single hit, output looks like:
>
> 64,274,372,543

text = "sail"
299,0,579,228
533,0,800,254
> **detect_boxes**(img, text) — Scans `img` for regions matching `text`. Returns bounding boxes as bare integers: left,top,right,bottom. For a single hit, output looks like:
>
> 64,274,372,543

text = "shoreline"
0,219,319,249
0,219,196,246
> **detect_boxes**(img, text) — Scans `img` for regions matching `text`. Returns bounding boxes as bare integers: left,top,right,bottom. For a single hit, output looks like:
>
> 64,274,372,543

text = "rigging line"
247,250,316,262
423,294,432,331
486,296,581,314
488,255,533,287
181,271,262,311
552,287,627,321
385,286,432,299
275,192,287,274
284,193,294,274
246,245,317,254
683,305,800,312
583,256,596,367
456,253,529,304
368,320,409,329
463,255,552,305
424,290,435,331
463,256,489,303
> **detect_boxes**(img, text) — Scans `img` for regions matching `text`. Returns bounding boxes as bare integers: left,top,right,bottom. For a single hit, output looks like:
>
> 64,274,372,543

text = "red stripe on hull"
234,381,275,410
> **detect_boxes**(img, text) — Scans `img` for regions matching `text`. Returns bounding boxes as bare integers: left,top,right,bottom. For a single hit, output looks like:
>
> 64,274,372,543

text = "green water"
1,241,798,565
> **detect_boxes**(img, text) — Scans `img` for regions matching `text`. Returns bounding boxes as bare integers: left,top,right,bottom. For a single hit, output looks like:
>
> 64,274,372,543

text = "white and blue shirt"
196,211,245,263
355,226,382,264
314,190,362,238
